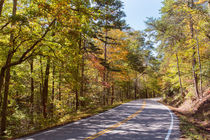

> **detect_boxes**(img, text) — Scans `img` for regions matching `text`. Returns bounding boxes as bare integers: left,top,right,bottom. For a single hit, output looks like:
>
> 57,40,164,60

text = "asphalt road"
17,98,180,140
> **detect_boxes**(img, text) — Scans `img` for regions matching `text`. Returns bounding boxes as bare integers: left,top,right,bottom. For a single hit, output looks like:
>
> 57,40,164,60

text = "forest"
0,0,209,139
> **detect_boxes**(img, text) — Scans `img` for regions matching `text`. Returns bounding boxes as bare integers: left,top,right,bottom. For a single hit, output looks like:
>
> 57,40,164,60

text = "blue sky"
121,0,163,31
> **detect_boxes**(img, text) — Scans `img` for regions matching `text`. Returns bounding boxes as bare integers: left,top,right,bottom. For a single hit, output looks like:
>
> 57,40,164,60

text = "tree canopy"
0,0,209,139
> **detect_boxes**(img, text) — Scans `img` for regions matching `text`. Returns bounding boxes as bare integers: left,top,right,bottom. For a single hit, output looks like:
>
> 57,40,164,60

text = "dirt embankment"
163,90,210,140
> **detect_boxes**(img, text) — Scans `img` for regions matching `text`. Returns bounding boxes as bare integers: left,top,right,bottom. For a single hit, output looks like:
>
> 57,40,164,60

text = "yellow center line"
84,100,146,140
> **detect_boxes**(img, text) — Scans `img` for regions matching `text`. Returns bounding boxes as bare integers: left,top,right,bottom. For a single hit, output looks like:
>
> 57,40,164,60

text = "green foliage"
1,0,158,138
146,0,210,98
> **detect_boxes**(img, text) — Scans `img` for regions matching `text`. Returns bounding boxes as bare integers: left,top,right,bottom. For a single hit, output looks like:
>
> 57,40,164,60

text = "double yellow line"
84,100,146,140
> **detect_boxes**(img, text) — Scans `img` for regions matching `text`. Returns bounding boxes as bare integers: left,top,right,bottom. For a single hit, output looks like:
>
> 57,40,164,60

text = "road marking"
165,105,174,140
84,100,146,140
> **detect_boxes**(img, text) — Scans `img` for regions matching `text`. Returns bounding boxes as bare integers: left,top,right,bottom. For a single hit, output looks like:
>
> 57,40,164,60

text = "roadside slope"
163,91,210,140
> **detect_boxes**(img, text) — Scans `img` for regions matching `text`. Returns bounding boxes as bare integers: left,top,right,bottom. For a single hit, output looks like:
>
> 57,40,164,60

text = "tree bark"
0,67,6,107
75,34,81,110
104,39,108,105
120,88,123,102
176,52,184,97
106,86,110,105
111,84,114,105
39,56,44,114
145,88,148,98
0,53,12,136
106,71,110,105
0,0,5,16
134,78,137,100
80,39,85,107
189,0,199,98
126,82,129,99
195,34,203,97
103,14,108,106
30,58,34,123
75,88,79,111
75,64,79,111
191,34,199,98
42,57,50,118
58,71,61,101
51,62,55,116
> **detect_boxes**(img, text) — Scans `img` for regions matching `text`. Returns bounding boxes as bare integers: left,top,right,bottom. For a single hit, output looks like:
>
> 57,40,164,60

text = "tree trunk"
80,41,85,107
103,81,106,106
126,82,129,99
42,57,50,118
121,89,124,102
134,79,137,100
0,54,12,136
0,0,5,16
189,0,199,98
106,71,110,105
30,58,34,123
39,56,44,114
75,63,79,111
111,85,114,105
145,88,148,98
0,68,10,136
0,0,16,135
75,88,79,111
58,71,61,101
120,88,122,102
176,52,184,97
191,33,199,98
191,35,199,98
51,62,55,116
103,20,108,106
195,34,203,97
106,87,110,105
0,67,6,107
80,55,84,105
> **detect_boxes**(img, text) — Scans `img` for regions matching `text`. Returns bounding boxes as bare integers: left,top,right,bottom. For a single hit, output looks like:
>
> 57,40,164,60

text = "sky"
121,0,163,31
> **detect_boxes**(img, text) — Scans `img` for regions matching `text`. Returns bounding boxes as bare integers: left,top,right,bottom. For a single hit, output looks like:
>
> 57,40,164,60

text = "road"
17,98,180,140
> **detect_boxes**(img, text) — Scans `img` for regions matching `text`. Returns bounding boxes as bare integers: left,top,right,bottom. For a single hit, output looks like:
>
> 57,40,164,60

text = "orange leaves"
92,29,131,84
106,29,128,72
103,29,128,64
88,54,105,76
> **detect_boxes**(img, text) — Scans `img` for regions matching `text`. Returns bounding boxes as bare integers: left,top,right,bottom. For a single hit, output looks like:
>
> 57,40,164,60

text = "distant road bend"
17,98,180,140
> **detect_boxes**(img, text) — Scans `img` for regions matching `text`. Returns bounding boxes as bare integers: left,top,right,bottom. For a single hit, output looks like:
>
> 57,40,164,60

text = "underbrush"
1,100,131,140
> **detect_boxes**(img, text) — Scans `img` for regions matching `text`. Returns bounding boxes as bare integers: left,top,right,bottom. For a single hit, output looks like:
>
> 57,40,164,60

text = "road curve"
17,98,180,140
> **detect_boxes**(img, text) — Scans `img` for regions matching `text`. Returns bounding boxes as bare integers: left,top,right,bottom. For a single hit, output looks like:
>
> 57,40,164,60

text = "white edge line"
165,105,174,140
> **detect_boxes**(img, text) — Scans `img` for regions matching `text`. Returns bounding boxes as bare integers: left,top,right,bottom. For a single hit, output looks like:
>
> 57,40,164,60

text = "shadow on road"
17,99,180,140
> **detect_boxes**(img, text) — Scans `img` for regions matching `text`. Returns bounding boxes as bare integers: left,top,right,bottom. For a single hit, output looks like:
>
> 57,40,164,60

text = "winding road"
17,98,180,140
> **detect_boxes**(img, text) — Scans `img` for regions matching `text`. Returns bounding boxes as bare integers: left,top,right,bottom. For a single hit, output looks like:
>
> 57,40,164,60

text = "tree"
146,0,209,99
93,0,126,105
